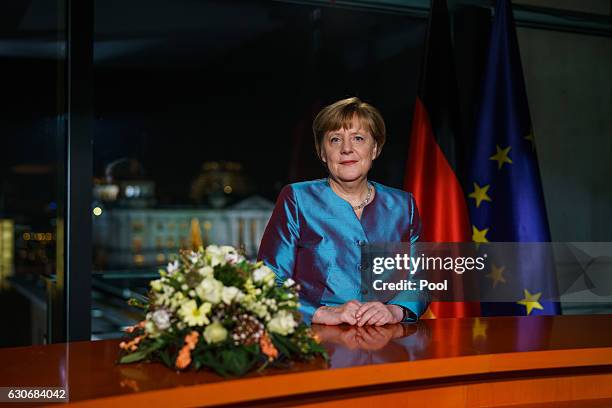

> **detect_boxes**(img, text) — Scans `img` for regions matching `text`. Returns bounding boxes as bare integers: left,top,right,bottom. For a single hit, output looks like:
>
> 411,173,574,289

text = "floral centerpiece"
118,245,326,377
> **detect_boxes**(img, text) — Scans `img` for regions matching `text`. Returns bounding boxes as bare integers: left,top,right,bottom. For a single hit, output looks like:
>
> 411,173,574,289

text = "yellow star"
472,225,489,244
468,182,492,208
486,263,506,288
421,307,436,319
524,132,536,151
489,145,513,170
472,317,487,340
517,289,544,315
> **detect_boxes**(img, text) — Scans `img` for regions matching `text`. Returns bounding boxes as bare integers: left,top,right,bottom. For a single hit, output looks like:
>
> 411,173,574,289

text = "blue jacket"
258,179,428,323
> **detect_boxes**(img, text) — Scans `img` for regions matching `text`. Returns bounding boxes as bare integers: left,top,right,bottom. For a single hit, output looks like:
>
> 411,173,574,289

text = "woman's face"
320,117,377,183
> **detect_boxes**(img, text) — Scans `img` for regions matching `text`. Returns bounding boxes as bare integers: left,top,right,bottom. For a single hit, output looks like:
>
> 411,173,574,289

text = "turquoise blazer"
258,179,428,323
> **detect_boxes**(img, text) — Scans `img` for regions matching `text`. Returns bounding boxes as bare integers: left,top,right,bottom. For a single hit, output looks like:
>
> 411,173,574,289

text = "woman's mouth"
340,160,358,165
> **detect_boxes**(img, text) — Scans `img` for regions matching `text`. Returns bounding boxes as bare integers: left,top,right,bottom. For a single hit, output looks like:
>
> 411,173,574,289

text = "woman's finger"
374,312,392,326
370,311,388,327
359,309,382,326
355,302,379,318
341,309,358,325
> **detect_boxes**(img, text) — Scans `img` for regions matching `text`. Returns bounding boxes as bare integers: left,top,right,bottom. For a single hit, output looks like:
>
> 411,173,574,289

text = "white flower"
151,309,171,330
245,300,270,320
181,284,188,291
167,260,180,275
267,310,297,336
221,286,243,305
283,278,295,288
154,283,176,308
162,284,174,296
188,251,199,264
206,244,221,253
168,291,186,311
220,246,243,264
144,320,160,338
203,321,228,344
205,245,225,267
195,277,223,304
179,300,211,327
225,252,243,264
150,279,163,292
264,298,278,312
197,266,214,277
253,265,275,286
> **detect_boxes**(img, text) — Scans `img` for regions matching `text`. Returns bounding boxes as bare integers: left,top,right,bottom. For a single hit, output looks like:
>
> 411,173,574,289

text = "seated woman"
258,97,428,326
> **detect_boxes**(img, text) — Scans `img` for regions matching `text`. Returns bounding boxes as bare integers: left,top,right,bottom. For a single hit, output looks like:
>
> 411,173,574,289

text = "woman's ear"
320,149,327,163
372,144,378,159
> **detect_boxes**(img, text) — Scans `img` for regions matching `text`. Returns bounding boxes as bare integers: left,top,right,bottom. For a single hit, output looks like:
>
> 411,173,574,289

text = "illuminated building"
92,195,273,269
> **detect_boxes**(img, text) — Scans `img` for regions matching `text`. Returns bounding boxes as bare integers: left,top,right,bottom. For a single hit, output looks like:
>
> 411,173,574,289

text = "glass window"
0,0,67,347
91,0,427,339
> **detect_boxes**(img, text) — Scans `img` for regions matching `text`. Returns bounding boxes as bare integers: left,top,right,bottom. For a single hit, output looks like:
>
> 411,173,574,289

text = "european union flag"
468,0,560,315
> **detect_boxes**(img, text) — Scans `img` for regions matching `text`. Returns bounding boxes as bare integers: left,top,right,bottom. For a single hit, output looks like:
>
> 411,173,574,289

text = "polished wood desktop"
1,315,612,407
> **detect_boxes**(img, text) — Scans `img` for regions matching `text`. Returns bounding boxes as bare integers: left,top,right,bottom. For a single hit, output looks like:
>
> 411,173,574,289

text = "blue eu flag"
468,0,560,315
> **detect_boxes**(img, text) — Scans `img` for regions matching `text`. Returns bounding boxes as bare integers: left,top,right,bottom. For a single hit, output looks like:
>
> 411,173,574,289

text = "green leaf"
221,348,251,376
127,298,149,309
202,351,229,377
158,349,172,367
119,340,165,364
309,343,329,360
193,357,202,370
214,264,246,288
271,333,300,357
120,349,150,364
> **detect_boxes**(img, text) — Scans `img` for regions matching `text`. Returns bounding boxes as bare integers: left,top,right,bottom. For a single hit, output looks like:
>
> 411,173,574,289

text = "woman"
258,97,427,326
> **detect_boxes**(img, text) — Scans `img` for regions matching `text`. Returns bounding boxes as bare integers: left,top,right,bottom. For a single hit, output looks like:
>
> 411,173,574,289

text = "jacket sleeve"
257,186,318,322
387,193,430,321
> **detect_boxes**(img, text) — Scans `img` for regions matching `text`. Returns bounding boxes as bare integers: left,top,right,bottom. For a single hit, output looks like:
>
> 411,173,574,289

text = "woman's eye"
354,135,364,142
330,137,341,143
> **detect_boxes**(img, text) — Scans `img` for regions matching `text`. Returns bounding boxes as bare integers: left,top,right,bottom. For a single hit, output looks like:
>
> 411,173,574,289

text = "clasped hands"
312,300,403,326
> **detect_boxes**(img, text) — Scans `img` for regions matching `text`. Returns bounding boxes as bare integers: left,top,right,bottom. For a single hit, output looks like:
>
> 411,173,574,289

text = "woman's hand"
355,302,403,326
352,326,393,350
312,300,362,325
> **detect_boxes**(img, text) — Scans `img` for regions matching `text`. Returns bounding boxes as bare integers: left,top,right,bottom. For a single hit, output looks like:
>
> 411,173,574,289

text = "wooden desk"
1,315,612,407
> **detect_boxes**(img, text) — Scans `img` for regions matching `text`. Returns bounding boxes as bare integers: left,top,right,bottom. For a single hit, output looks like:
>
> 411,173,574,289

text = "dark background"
1,0,490,215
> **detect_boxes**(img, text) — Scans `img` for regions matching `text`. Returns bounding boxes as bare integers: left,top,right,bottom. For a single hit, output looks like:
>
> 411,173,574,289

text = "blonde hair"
312,97,386,160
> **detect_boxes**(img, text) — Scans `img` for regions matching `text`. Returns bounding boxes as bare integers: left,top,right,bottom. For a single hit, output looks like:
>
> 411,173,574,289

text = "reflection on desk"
312,323,430,367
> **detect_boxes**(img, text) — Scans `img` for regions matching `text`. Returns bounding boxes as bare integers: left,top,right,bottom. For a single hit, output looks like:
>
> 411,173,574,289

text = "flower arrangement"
118,245,327,376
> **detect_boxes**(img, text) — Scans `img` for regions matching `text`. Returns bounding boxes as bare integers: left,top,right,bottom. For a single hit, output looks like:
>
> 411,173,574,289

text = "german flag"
404,0,479,318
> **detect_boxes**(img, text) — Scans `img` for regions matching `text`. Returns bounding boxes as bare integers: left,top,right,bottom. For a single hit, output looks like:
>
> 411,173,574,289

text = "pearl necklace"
353,183,373,210
329,178,373,210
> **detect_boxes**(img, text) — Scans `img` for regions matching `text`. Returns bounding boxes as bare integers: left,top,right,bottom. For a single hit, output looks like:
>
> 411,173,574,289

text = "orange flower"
175,331,200,370
185,331,199,350
175,346,192,369
124,321,145,333
119,335,145,351
260,332,278,361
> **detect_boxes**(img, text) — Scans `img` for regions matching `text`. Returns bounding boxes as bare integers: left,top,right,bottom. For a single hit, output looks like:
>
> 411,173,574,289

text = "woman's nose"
341,139,353,154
